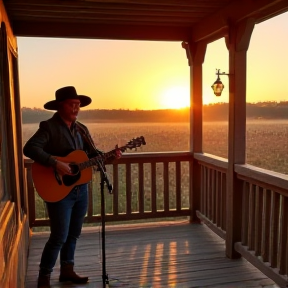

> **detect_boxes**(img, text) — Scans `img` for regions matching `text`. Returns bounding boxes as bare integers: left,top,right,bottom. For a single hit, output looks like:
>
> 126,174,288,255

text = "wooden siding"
0,202,30,288
0,3,29,288
25,221,279,288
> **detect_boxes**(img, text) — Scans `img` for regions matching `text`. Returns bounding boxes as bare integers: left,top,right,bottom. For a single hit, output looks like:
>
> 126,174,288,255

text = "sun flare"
160,86,190,109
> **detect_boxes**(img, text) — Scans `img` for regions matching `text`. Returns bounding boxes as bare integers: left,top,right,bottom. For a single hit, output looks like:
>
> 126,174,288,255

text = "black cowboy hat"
44,86,92,110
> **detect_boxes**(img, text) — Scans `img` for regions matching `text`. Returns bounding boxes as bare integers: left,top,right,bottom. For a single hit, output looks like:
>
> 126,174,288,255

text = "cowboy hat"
44,86,92,110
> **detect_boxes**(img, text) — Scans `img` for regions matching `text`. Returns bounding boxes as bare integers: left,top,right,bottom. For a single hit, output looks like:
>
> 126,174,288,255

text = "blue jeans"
39,184,88,274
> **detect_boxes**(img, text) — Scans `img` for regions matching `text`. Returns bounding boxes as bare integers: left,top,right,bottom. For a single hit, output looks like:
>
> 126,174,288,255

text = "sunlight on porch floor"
25,220,280,288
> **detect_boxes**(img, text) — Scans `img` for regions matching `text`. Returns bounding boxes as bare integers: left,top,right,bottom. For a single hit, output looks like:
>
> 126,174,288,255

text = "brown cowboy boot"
59,263,89,284
37,272,51,288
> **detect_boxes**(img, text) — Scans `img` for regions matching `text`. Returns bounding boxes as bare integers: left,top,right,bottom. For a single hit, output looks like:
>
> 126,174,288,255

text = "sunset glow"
160,85,190,109
17,12,287,110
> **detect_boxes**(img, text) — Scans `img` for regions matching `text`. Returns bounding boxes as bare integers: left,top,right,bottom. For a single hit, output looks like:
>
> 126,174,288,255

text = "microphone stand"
96,159,113,288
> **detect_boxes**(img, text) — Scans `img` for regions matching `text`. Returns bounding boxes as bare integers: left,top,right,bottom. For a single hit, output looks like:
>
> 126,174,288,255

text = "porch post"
225,19,254,258
182,41,207,223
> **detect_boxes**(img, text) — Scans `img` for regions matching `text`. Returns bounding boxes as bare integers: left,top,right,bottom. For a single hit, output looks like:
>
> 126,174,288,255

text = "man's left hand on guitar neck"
114,145,122,159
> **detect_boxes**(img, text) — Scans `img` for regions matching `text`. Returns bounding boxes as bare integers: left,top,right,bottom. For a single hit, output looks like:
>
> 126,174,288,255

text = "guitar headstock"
124,136,146,150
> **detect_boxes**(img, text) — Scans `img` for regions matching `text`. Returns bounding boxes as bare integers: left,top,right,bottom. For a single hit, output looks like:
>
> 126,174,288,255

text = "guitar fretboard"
77,147,124,171
75,136,145,171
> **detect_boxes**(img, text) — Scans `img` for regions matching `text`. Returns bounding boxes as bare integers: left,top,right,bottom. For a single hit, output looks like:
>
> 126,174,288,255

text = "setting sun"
160,86,190,109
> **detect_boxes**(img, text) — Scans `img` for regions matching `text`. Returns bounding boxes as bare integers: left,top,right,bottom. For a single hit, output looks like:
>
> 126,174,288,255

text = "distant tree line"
203,101,288,121
22,108,53,123
21,101,288,124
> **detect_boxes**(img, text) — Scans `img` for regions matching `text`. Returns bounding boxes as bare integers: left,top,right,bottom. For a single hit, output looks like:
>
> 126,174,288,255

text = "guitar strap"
75,121,103,157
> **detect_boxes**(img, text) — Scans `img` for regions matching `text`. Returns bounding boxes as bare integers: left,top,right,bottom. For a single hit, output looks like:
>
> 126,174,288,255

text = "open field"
22,120,288,175
22,119,288,224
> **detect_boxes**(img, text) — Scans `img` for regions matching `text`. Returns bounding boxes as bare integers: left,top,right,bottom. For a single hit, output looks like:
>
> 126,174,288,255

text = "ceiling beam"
6,0,228,9
192,0,288,43
12,21,191,41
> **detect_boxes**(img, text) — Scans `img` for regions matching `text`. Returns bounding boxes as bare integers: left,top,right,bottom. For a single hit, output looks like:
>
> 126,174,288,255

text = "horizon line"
21,100,288,111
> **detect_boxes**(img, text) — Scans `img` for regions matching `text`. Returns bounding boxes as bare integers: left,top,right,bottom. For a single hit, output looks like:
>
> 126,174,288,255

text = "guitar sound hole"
62,164,81,186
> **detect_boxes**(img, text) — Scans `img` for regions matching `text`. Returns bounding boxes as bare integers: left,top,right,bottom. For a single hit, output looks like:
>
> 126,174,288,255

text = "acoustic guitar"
31,136,146,202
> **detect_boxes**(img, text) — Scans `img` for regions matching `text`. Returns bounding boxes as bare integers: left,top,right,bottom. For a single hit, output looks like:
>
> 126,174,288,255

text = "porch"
0,1,288,288
25,221,278,288
24,151,288,288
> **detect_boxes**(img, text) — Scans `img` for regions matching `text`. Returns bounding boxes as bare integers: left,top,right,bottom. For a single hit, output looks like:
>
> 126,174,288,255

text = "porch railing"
24,152,192,227
194,153,228,240
23,151,288,287
189,153,288,287
234,164,288,287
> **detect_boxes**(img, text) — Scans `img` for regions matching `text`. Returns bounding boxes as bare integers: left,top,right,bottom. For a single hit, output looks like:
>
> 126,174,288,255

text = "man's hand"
55,160,73,175
115,145,122,159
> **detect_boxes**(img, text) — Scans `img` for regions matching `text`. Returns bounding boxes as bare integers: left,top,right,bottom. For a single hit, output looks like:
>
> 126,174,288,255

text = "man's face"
58,99,81,122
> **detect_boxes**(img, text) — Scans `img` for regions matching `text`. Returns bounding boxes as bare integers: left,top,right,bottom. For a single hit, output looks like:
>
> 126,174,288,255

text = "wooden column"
182,41,207,223
225,19,255,258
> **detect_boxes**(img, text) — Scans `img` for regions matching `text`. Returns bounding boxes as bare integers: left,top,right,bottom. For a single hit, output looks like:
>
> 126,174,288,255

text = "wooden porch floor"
25,220,280,288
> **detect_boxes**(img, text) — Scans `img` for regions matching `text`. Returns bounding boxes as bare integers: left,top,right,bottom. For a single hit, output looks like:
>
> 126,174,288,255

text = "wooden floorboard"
25,220,280,288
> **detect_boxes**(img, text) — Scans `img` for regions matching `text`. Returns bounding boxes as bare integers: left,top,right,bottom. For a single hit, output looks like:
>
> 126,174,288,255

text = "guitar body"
32,150,92,202
31,136,146,202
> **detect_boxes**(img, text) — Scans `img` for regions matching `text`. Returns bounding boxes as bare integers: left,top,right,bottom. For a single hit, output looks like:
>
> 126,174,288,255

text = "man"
23,86,120,288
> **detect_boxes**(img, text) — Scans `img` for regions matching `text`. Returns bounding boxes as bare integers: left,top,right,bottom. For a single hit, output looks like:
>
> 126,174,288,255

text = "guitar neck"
76,136,145,171
78,147,125,171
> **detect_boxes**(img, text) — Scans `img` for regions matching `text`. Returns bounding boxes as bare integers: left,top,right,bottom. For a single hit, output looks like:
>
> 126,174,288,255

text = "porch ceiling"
2,0,288,42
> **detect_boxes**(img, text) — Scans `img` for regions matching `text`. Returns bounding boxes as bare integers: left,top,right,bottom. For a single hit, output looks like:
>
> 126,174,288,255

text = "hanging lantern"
211,76,224,96
211,69,230,96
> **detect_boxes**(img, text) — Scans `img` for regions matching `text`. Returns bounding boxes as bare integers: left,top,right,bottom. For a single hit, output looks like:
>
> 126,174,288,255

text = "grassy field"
22,120,288,227
23,120,288,175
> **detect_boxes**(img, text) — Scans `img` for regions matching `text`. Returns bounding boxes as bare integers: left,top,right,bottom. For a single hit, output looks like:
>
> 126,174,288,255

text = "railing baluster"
87,181,93,217
151,162,157,214
139,162,144,214
262,189,271,263
241,181,249,246
203,166,207,216
176,161,181,212
200,165,204,213
113,163,119,216
215,171,220,226
248,183,256,251
207,168,211,219
254,186,263,256
126,163,131,215
164,161,169,213
211,169,215,223
278,196,288,275
270,191,280,268
221,172,226,231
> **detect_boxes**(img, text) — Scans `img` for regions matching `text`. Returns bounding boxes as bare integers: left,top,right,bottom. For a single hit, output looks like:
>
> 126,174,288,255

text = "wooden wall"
0,1,30,287
0,202,30,287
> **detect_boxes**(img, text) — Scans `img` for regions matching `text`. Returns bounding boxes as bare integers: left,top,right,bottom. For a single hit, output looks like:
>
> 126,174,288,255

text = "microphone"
107,182,113,194
103,171,113,194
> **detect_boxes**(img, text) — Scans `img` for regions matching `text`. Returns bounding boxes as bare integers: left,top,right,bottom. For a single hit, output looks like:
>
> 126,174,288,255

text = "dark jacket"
23,112,96,166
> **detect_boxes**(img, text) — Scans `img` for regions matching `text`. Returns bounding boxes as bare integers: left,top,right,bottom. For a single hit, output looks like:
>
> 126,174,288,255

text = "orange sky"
17,12,288,110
